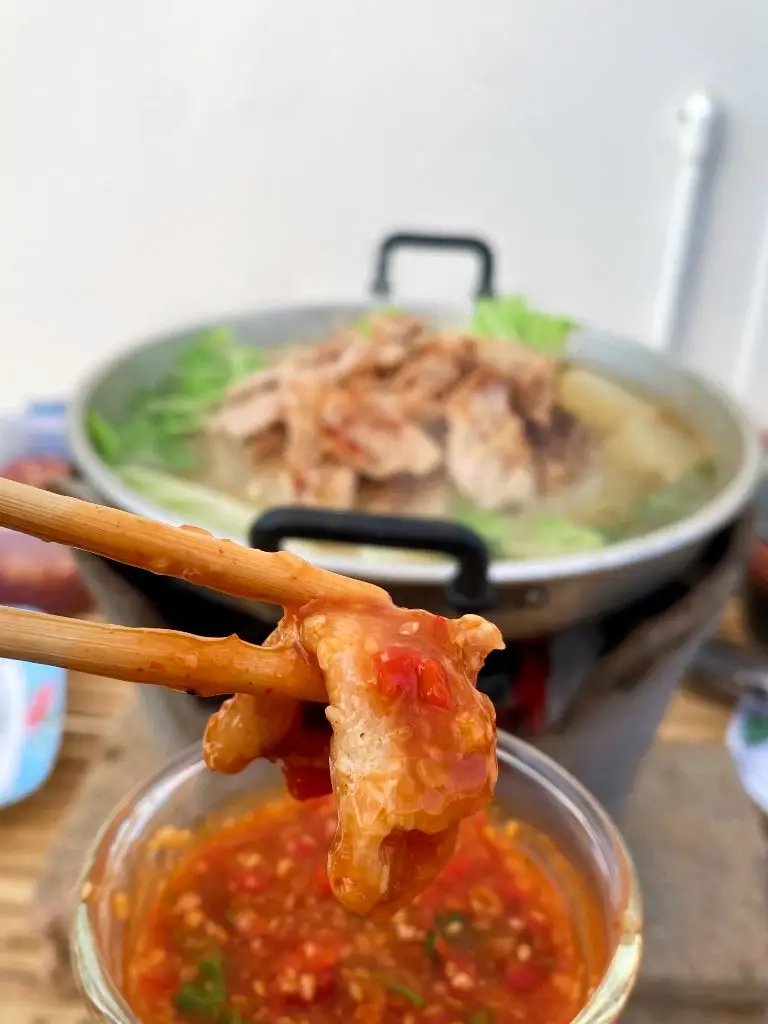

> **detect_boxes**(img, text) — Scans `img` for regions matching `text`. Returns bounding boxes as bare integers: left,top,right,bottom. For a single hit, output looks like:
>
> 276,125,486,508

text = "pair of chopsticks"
0,478,389,701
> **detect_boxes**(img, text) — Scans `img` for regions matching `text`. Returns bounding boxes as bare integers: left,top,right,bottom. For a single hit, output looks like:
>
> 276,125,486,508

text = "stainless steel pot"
68,232,762,635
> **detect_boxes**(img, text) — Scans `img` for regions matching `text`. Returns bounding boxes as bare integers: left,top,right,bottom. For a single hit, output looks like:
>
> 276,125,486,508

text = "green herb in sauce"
219,1012,245,1024
172,951,227,1019
424,909,472,958
387,981,426,1008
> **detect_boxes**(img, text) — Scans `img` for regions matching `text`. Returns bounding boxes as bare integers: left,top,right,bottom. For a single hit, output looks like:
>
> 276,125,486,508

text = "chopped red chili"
505,962,547,992
126,797,589,1023
283,763,334,802
374,646,453,709
417,657,453,709
373,645,422,698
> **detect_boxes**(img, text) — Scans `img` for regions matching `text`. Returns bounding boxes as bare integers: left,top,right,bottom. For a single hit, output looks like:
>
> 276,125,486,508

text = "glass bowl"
71,733,642,1023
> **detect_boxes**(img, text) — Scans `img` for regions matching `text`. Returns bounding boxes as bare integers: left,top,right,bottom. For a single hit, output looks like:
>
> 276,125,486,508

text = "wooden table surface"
0,645,737,1022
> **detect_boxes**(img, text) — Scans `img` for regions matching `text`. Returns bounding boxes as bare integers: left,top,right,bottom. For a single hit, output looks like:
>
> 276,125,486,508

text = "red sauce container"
0,456,91,616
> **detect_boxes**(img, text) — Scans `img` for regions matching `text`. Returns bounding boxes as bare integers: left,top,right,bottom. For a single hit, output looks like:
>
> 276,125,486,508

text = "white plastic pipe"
734,208,768,400
650,92,719,352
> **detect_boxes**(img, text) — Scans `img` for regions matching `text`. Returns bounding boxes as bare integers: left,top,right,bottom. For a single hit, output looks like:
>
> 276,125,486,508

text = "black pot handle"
371,231,496,301
249,507,497,614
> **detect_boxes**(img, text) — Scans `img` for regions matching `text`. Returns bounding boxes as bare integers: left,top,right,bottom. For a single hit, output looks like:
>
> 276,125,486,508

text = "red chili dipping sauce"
125,796,590,1024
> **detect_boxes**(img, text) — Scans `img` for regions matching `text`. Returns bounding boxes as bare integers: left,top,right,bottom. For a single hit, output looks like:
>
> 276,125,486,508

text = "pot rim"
71,731,643,1024
68,300,763,588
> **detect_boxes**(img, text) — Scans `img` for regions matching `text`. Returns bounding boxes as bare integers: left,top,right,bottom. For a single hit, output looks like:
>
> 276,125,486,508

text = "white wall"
1,0,767,420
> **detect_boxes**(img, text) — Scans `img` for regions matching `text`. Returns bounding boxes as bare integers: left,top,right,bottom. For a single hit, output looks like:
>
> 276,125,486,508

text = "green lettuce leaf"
453,498,604,559
86,411,122,466
471,295,578,355
118,465,258,538
499,514,605,559
598,459,718,544
86,326,266,473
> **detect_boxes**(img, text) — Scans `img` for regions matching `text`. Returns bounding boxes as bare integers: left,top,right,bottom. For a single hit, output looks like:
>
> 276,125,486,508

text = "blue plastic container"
0,401,70,807
0,615,67,808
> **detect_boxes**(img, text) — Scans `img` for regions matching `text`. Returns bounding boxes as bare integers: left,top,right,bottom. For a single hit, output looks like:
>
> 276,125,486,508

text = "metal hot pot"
68,232,761,636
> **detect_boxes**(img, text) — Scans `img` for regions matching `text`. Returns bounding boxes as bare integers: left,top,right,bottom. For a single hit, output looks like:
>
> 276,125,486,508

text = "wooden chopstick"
0,605,326,702
0,477,388,609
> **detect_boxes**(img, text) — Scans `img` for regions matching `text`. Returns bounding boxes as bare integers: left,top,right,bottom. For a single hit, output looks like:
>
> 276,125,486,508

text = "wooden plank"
0,999,89,1024
0,910,38,943
0,847,47,873
0,947,48,978
0,787,83,820
0,934,48,960
0,877,36,907
657,690,730,743
62,711,124,737
0,668,126,1021
0,823,65,846
55,731,106,765
65,681,132,720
